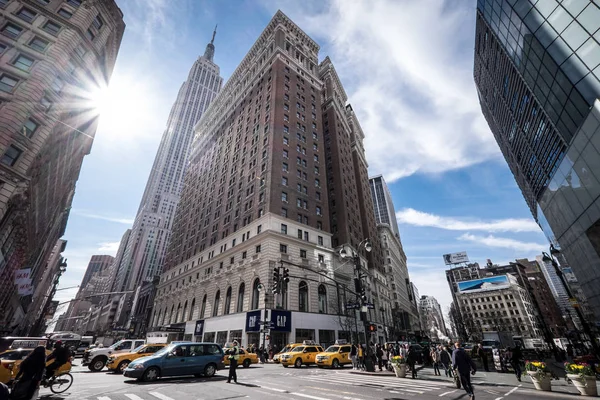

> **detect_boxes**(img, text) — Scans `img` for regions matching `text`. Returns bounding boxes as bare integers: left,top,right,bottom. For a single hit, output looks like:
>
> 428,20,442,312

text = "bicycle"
42,372,73,394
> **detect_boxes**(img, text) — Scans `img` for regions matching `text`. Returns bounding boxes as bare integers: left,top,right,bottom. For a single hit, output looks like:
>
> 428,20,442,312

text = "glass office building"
474,0,600,321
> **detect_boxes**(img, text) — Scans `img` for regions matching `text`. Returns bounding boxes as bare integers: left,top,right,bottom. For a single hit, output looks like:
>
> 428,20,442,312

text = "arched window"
189,298,196,320
299,281,309,312
213,290,221,317
169,304,175,324
182,300,188,322
318,285,327,314
200,294,207,319
251,278,261,310
153,309,159,326
161,308,167,325
236,283,245,313
224,287,232,315
175,303,181,323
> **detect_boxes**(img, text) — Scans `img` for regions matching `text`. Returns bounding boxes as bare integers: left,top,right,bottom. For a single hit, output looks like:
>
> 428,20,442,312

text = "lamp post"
542,246,599,356
339,238,375,372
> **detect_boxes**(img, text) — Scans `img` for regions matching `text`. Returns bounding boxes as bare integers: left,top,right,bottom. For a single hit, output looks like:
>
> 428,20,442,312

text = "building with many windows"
0,0,125,334
474,0,600,320
419,295,447,339
152,11,389,349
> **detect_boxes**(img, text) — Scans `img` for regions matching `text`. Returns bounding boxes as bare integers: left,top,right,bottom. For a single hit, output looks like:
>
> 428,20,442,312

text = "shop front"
245,310,261,348
270,309,291,349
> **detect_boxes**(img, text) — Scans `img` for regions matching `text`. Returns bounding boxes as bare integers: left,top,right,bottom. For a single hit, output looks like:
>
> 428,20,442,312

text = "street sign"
345,302,360,310
365,302,375,309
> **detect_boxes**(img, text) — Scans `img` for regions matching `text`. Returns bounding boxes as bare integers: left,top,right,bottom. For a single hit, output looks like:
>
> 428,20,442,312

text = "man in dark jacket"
407,346,418,379
45,341,70,380
452,342,476,399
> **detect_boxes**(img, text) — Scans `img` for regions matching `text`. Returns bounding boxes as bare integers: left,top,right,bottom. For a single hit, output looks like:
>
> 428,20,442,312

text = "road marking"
149,392,175,400
98,397,111,400
505,385,521,397
439,390,457,396
124,395,145,400
293,394,331,400
261,386,288,393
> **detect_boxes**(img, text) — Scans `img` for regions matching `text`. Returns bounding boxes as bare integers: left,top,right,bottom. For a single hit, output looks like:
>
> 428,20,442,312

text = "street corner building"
0,0,125,333
149,10,394,348
473,0,600,320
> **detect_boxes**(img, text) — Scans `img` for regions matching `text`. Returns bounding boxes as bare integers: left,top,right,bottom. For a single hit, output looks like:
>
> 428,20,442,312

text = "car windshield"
0,350,29,360
279,346,291,353
291,346,305,353
133,345,145,353
109,340,124,350
152,345,173,358
324,346,340,353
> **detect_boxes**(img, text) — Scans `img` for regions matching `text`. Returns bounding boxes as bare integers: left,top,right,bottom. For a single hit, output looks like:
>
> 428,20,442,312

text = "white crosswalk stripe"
95,391,175,400
148,392,175,400
124,395,145,400
306,372,450,394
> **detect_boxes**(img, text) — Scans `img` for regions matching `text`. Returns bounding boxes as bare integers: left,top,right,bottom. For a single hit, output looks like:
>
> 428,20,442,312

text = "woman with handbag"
11,346,46,400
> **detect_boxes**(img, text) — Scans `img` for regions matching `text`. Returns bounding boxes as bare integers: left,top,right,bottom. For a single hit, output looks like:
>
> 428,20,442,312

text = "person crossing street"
226,340,240,384
452,342,476,399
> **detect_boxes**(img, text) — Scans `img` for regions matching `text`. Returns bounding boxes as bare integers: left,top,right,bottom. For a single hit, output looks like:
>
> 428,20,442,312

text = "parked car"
83,339,146,372
123,342,224,382
107,343,168,373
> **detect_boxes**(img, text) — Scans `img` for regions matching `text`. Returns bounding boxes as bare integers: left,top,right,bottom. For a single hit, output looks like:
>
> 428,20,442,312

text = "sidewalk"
346,364,596,397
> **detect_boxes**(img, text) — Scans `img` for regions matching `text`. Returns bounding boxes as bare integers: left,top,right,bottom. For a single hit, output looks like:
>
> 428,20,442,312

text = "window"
315,179,320,187
57,8,72,18
316,206,322,216
92,14,103,29
40,96,51,111
22,118,38,138
13,54,34,71
85,29,95,41
200,295,207,318
74,44,86,58
283,149,288,158
318,254,325,263
318,236,323,246
29,37,49,52
282,177,288,186
236,283,245,312
281,224,287,234
1,145,22,166
257,225,262,234
224,287,232,315
255,245,261,253
299,281,309,312
43,21,61,35
251,279,260,310
318,285,327,314
242,251,247,259
300,249,307,258
281,208,288,218
0,74,18,92
0,43,6,54
281,192,287,202
67,0,81,6
213,290,221,317
282,162,288,172
283,137,289,145
280,244,287,253
37,0,50,4
304,231,309,241
17,7,37,22
315,191,321,200
297,229,303,239
2,23,23,38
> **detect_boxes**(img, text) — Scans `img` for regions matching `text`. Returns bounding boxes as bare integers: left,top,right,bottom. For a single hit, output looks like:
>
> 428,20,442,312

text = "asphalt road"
34,362,592,400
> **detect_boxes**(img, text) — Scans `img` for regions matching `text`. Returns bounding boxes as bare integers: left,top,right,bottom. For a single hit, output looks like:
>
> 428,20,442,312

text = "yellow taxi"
273,343,303,364
106,343,167,374
0,340,71,384
222,346,258,368
280,341,324,368
315,341,352,368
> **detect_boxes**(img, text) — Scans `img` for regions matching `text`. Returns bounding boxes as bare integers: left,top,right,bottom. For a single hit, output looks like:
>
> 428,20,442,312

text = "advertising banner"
17,279,33,296
270,310,291,332
14,268,31,284
443,252,469,265
457,275,510,294
245,310,261,332
194,320,204,337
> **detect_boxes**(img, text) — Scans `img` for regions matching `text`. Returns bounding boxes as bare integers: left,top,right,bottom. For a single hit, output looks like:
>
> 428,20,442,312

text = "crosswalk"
80,391,178,400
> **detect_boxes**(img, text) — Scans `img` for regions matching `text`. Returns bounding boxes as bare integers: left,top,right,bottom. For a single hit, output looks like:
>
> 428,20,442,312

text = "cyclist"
45,341,70,380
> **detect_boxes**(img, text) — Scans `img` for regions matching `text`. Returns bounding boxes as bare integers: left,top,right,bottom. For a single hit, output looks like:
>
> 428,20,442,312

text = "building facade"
110,31,223,328
80,254,114,289
0,0,125,333
474,0,600,320
419,295,447,339
153,11,389,349
369,175,401,239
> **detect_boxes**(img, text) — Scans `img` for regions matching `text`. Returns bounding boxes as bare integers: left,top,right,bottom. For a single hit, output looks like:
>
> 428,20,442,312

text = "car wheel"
143,367,160,382
282,364,289,368
243,359,251,368
204,363,216,378
117,360,130,374
294,358,302,368
332,359,340,369
89,357,106,372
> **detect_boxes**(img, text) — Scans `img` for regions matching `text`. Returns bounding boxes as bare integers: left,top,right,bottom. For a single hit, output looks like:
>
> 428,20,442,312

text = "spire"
203,25,217,62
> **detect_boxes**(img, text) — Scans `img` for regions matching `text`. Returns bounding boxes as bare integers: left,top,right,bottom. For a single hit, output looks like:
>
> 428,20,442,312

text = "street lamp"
339,238,375,371
541,246,599,356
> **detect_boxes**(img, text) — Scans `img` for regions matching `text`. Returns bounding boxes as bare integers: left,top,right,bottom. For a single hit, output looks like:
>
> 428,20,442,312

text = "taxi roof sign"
302,340,317,345
10,339,47,350
334,339,348,345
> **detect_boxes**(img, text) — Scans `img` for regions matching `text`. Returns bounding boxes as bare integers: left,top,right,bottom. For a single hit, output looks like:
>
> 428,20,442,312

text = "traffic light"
282,268,290,284
368,324,377,332
354,278,361,294
272,267,281,294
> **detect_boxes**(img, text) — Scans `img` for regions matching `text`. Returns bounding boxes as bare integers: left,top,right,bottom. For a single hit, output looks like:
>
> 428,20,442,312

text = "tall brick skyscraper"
151,11,390,347
0,0,125,334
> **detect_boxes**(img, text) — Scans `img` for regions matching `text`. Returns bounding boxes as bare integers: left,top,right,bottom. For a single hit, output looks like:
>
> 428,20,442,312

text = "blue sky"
55,0,550,317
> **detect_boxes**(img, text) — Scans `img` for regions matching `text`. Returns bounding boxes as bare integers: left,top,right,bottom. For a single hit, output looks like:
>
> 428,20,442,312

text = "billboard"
443,251,469,265
457,275,510,294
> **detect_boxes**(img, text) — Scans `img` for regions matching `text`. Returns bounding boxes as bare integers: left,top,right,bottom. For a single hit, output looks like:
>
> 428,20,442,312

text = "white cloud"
275,0,501,181
458,233,547,253
98,242,120,253
73,210,134,225
396,208,541,232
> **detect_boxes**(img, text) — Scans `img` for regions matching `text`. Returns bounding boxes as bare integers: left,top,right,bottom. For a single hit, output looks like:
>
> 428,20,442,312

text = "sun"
88,85,112,116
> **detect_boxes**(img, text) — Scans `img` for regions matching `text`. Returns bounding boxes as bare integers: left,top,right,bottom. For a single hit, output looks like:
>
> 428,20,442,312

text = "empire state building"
113,30,223,297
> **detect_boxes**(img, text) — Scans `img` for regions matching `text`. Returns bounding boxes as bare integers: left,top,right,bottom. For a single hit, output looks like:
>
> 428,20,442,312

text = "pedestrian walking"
226,340,240,384
511,345,523,382
350,343,358,370
407,346,418,379
376,344,384,371
11,346,46,400
430,347,441,375
440,345,452,377
477,344,489,372
0,382,9,400
452,342,476,399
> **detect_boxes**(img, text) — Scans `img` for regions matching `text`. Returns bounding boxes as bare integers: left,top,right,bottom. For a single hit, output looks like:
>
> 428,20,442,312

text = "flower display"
525,360,549,372
390,355,406,365
565,362,594,377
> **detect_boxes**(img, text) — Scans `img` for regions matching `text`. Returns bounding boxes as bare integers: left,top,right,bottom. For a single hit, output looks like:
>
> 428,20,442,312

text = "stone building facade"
0,0,125,333
153,11,388,348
